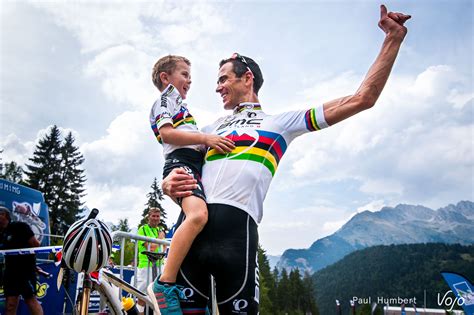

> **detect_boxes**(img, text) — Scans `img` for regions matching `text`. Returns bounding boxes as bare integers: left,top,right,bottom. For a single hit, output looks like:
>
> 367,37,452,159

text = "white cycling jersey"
201,102,328,224
149,84,202,157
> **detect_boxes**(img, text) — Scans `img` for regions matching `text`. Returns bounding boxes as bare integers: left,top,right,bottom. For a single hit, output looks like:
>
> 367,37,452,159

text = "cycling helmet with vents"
63,217,112,273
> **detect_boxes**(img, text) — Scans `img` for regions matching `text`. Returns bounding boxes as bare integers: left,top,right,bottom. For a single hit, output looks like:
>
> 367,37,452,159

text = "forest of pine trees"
258,246,320,315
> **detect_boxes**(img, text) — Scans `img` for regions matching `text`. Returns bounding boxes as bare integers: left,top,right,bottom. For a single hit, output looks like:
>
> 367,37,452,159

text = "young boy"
148,55,234,315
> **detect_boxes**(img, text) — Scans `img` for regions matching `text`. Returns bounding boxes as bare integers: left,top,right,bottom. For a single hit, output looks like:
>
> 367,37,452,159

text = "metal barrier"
111,231,218,315
111,231,170,292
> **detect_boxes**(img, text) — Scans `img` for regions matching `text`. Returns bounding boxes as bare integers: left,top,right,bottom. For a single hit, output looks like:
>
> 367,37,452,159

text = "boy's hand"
205,135,235,154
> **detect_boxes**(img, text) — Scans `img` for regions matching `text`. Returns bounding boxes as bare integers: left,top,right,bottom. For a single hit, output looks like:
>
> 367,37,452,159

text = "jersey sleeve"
150,95,174,130
274,105,329,140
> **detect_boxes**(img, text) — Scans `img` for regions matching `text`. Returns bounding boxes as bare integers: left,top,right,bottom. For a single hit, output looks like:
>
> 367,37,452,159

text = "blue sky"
1,0,472,255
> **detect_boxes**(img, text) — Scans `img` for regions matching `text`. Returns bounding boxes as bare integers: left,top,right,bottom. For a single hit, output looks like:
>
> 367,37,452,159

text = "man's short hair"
148,207,161,215
0,206,11,222
152,55,191,91
219,55,264,95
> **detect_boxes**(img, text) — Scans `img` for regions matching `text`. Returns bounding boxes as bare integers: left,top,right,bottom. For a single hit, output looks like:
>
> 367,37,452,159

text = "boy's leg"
152,208,211,315
160,195,208,283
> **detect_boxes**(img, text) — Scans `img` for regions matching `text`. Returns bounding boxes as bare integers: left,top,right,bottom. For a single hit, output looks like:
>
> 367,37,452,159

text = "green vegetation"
139,177,168,230
313,243,474,314
259,245,319,315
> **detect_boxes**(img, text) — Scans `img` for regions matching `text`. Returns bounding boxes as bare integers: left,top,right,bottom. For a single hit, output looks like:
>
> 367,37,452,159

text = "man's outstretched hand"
378,4,411,39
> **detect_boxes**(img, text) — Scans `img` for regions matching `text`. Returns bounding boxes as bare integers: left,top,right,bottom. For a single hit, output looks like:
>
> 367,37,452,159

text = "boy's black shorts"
163,148,206,203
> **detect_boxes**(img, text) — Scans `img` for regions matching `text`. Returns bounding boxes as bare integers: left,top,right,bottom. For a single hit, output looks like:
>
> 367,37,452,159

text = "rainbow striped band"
151,108,196,143
305,106,328,131
206,130,287,176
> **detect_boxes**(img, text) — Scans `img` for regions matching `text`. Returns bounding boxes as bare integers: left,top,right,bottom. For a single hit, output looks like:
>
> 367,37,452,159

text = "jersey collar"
162,84,180,98
233,102,262,114
162,84,183,105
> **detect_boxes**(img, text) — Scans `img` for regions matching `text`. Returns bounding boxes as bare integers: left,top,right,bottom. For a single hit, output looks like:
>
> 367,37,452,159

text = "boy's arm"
159,124,235,154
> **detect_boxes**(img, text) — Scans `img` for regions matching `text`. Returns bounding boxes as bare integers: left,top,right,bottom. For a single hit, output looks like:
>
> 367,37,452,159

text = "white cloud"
356,200,386,213
285,65,472,204
0,134,34,166
360,179,404,195
31,1,155,53
84,45,155,108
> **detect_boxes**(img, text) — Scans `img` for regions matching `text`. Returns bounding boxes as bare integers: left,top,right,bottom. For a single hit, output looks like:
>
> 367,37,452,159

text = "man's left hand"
378,4,411,39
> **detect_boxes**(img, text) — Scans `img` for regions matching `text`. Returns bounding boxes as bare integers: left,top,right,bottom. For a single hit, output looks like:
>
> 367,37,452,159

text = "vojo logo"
36,282,49,299
233,299,248,312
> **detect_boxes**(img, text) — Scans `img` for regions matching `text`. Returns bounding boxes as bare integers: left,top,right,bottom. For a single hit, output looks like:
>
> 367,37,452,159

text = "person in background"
136,207,166,314
0,206,43,315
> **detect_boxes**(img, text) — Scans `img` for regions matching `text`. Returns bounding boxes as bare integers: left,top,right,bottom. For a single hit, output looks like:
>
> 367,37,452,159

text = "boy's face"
164,61,191,99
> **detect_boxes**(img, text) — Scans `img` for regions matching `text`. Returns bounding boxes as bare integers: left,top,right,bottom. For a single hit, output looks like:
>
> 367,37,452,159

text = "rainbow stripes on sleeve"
151,107,197,144
305,107,328,131
205,130,287,176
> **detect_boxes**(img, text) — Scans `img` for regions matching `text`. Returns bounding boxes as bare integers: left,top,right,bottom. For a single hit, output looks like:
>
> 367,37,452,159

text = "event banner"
0,179,50,246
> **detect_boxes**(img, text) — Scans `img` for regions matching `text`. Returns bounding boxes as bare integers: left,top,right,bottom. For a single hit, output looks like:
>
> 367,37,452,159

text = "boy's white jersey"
201,102,328,224
149,84,202,157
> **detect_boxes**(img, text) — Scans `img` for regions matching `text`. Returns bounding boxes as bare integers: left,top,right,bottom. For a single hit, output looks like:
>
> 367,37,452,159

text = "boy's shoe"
147,280,184,315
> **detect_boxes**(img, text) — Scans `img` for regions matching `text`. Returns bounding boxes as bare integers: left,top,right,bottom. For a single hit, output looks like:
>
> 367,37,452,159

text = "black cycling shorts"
162,148,206,203
175,204,259,315
3,260,37,299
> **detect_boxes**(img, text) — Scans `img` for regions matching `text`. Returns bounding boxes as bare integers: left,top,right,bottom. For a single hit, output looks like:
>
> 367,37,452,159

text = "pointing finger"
380,4,388,19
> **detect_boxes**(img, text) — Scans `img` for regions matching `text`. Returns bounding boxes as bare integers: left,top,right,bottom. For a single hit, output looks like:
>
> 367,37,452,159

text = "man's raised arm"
323,5,411,126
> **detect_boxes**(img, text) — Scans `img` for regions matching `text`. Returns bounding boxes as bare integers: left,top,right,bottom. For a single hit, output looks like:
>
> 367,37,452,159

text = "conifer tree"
258,245,275,314
276,268,290,313
111,218,131,232
140,177,167,229
25,126,86,236
0,160,24,184
55,132,86,233
302,271,319,315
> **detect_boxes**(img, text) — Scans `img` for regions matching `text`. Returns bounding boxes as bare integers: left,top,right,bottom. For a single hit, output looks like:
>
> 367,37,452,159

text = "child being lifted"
148,55,235,315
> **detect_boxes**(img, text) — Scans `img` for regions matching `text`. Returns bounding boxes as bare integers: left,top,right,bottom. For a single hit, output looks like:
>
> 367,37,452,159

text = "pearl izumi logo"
182,288,194,299
233,299,248,312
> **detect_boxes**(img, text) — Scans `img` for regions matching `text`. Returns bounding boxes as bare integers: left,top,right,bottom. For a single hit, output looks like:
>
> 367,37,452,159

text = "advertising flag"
441,272,474,315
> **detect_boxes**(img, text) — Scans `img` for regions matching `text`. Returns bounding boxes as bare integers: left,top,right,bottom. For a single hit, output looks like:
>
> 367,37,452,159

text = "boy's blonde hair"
152,55,191,91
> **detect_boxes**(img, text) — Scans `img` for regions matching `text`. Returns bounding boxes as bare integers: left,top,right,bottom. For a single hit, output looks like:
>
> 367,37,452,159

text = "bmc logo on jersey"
233,299,248,311
217,117,262,131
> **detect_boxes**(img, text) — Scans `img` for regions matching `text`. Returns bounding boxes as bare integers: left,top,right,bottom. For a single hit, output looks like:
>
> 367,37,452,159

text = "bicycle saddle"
141,251,166,262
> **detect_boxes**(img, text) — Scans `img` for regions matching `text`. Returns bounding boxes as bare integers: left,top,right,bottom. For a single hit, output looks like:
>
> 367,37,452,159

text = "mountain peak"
278,200,474,274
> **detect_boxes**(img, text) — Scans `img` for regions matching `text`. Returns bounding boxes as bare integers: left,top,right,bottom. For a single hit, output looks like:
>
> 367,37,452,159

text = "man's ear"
159,72,169,86
244,71,254,87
